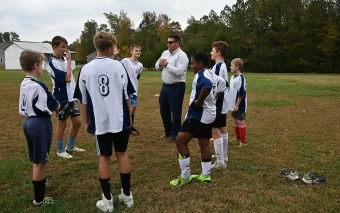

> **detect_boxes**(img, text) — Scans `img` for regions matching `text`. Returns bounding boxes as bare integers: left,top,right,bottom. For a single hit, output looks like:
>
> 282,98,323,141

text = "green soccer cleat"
191,174,212,183
170,175,194,187
33,197,55,206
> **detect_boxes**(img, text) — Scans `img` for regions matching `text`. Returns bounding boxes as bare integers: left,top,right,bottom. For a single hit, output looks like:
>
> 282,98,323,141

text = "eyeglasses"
167,41,177,45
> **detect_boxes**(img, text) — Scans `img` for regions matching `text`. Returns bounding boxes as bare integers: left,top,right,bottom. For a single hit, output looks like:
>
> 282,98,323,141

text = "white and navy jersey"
19,77,59,117
214,74,227,99
186,69,216,124
211,62,229,114
47,56,76,104
120,58,143,96
75,57,135,135
228,73,247,113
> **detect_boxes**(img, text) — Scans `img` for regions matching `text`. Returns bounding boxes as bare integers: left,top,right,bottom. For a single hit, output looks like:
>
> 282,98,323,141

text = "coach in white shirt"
155,35,189,141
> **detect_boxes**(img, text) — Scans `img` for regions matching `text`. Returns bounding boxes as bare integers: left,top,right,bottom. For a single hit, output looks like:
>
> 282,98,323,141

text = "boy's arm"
233,97,243,112
194,76,213,107
194,88,212,107
65,50,72,83
80,103,89,130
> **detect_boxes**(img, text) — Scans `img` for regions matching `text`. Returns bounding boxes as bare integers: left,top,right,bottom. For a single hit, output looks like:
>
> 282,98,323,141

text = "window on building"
0,57,3,63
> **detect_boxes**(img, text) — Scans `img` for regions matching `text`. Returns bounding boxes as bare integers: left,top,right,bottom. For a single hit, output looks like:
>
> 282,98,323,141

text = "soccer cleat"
191,174,212,183
118,188,134,208
302,173,327,184
280,169,299,180
33,197,55,206
212,155,229,163
66,146,86,152
96,193,114,212
170,175,194,187
238,142,247,147
56,151,73,159
211,162,227,169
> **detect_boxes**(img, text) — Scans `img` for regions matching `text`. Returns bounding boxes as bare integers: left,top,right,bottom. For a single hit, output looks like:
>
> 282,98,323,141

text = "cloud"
0,0,236,42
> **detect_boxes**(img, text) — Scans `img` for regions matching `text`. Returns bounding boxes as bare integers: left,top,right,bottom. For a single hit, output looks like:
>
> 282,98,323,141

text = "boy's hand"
233,105,239,112
65,50,71,63
84,123,89,132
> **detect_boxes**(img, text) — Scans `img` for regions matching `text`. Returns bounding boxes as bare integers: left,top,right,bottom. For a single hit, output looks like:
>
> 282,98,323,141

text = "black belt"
163,82,185,87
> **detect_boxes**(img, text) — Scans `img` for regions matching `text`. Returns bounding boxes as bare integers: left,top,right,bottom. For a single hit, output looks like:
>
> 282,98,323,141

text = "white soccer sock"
222,133,228,161
213,137,224,164
201,161,211,178
178,157,190,180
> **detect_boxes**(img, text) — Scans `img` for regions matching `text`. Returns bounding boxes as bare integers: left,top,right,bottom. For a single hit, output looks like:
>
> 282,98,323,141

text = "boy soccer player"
170,52,219,186
120,45,143,135
47,36,84,159
210,41,229,168
228,58,247,147
77,32,134,212
19,50,60,205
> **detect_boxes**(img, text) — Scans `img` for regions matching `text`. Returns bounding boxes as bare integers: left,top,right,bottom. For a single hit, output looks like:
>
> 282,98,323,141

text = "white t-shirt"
77,57,134,135
19,77,59,117
47,56,76,104
185,69,217,124
120,58,143,96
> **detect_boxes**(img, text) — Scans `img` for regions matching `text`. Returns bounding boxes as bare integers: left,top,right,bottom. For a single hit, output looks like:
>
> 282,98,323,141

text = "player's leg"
66,101,84,152
194,123,213,183
28,118,54,206
159,85,172,138
113,130,133,208
96,133,114,212
211,114,225,168
55,103,72,158
232,111,240,143
238,116,247,147
170,120,194,186
130,95,139,135
220,114,229,162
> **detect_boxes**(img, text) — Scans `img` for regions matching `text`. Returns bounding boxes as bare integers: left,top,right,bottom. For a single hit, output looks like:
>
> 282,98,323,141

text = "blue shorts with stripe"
23,117,52,164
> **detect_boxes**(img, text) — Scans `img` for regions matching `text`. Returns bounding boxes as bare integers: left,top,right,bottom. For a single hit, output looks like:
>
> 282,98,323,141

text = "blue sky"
0,0,236,43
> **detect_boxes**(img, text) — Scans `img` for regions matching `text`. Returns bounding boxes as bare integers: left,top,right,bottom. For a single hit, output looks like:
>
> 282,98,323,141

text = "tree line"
0,32,20,42
59,0,340,73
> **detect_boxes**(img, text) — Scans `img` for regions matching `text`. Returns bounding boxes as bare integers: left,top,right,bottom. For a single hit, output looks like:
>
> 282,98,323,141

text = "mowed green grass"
0,67,340,213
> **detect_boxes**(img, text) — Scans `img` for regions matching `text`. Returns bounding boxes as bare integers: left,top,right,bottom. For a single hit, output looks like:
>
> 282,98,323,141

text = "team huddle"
18,32,247,212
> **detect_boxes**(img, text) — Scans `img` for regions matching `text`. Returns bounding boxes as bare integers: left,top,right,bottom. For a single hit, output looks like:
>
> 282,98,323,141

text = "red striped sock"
239,124,246,143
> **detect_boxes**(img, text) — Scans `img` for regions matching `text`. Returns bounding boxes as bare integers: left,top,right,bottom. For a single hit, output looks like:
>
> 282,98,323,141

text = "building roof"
87,51,97,58
0,42,11,52
5,41,75,54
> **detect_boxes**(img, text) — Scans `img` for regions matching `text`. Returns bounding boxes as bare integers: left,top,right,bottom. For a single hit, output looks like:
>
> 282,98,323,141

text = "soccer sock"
131,113,135,125
99,178,111,200
239,124,247,143
234,122,240,140
213,137,224,164
201,158,211,178
178,153,190,180
120,173,131,196
222,133,228,160
56,141,64,153
32,178,45,203
67,138,76,150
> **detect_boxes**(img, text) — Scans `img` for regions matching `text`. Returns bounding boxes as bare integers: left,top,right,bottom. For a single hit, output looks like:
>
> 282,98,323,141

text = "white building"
4,41,76,70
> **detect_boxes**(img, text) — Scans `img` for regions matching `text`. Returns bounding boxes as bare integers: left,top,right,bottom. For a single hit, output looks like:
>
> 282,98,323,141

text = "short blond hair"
231,58,243,70
130,44,141,51
20,50,44,72
93,32,117,53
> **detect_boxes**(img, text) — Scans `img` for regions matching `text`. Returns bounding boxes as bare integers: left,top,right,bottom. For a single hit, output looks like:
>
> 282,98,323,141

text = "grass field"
0,67,339,213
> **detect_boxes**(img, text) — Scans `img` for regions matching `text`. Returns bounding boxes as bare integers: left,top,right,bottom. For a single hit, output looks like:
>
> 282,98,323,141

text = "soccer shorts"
212,113,227,128
57,100,80,120
23,117,52,164
231,111,246,120
129,94,137,106
95,130,130,156
179,119,212,139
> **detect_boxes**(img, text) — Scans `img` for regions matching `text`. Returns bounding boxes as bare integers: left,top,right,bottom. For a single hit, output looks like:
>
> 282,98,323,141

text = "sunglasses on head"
167,41,177,45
